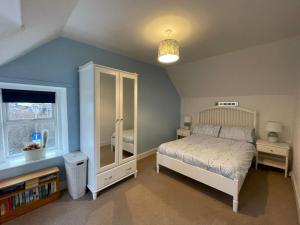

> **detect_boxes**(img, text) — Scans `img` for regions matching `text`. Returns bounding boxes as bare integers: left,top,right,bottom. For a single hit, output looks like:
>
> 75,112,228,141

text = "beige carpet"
6,155,298,225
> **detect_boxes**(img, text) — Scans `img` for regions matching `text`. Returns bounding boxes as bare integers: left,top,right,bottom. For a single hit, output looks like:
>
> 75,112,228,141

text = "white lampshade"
266,121,282,133
183,116,192,123
158,39,179,64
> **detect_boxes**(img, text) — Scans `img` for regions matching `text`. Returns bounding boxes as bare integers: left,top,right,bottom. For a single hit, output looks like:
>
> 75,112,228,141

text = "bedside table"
256,139,290,178
177,129,191,139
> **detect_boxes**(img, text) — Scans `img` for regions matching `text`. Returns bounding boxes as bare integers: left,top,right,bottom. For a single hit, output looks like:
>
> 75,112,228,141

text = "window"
0,83,68,163
4,103,57,156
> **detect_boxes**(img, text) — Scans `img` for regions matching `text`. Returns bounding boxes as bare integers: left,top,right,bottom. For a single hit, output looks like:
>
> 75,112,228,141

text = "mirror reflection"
122,78,135,159
100,73,116,167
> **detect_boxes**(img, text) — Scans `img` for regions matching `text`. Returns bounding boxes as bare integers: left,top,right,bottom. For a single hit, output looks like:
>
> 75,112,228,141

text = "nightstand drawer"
177,129,191,137
177,129,183,136
257,145,287,156
181,130,191,136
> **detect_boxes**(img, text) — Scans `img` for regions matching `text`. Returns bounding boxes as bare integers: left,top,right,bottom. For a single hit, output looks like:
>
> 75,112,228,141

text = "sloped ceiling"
0,0,78,66
167,36,300,97
0,0,22,36
0,0,300,67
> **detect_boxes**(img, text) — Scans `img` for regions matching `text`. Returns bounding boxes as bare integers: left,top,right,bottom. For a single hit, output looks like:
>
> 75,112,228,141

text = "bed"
111,129,134,154
156,106,257,212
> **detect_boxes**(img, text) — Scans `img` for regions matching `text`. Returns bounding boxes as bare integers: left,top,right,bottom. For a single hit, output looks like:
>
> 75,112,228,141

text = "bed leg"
156,152,160,173
233,195,238,213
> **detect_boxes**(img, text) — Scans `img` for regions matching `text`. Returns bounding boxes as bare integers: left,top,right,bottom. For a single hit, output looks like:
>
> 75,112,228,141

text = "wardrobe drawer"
96,160,137,189
97,169,117,189
118,160,136,178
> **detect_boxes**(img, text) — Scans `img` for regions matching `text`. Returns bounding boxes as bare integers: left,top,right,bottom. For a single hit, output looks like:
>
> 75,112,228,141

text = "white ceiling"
1,0,300,66
0,0,78,67
0,0,22,37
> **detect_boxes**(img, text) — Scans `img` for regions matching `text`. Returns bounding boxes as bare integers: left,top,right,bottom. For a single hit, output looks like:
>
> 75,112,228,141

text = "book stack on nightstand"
256,139,290,178
176,129,191,139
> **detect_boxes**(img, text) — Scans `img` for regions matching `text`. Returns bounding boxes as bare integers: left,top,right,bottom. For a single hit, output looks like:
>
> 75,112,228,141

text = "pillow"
219,126,256,143
192,124,221,137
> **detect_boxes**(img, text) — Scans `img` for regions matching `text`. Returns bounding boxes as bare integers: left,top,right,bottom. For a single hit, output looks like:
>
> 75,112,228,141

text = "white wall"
181,95,295,143
293,75,300,211
167,36,300,144
168,36,300,98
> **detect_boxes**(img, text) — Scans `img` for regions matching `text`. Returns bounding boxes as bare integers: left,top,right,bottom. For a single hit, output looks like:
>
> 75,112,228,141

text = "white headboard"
198,106,257,130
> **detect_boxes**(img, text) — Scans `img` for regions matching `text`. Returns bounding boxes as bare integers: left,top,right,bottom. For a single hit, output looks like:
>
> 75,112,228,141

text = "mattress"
111,129,134,144
158,134,255,180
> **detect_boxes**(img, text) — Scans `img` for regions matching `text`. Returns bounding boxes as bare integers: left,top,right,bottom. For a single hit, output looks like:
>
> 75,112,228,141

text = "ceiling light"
158,30,179,64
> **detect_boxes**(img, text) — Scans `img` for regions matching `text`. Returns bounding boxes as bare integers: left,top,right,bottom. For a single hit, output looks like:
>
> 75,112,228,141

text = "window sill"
0,150,64,171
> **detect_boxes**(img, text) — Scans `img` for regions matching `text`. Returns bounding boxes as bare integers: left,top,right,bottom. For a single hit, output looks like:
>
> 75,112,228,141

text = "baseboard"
291,172,300,223
137,148,157,160
100,139,111,147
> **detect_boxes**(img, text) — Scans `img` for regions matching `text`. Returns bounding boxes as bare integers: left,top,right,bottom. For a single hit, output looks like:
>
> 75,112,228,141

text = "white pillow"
192,124,221,137
219,126,256,143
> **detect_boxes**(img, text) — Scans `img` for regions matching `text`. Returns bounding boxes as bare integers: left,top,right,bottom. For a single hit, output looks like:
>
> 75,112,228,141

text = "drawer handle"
105,176,113,180
126,167,132,171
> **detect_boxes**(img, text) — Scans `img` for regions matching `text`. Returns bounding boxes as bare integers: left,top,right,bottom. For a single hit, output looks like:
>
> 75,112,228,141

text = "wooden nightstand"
256,139,290,178
177,129,191,139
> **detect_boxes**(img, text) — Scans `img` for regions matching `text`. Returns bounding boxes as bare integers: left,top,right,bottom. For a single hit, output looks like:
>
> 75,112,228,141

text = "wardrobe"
79,62,138,199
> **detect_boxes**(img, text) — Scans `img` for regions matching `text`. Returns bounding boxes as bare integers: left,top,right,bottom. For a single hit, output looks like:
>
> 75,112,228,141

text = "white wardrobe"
79,62,138,200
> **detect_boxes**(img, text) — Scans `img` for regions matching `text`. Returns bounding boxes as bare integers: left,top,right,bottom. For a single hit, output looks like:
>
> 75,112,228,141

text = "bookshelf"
0,167,60,224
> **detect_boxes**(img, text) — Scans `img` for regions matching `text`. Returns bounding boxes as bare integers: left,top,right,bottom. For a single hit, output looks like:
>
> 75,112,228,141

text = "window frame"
0,82,69,163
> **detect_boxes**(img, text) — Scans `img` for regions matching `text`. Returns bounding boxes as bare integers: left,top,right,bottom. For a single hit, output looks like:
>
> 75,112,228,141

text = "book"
0,202,5,216
39,174,57,183
0,183,24,195
0,172,58,220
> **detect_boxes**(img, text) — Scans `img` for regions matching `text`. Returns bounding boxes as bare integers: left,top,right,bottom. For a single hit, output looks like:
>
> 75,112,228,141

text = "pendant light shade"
158,39,180,64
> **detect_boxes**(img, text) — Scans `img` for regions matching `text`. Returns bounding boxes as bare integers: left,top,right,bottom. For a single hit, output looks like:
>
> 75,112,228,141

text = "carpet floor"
6,154,299,225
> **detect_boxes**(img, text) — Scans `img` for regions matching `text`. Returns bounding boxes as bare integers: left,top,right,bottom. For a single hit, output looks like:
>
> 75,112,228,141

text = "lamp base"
268,136,278,143
184,122,191,130
268,131,279,143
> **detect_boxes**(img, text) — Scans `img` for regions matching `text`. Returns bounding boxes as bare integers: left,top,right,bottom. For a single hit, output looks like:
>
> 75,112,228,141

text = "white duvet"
158,134,255,180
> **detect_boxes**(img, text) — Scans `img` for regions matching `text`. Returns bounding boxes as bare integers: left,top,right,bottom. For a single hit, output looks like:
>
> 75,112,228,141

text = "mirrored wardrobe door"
97,69,119,172
119,74,137,164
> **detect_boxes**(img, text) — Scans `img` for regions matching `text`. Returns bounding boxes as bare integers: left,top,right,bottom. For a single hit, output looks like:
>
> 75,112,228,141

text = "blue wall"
0,37,180,179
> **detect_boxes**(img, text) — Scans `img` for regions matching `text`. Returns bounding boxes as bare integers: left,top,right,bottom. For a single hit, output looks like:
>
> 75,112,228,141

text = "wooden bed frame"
156,106,257,212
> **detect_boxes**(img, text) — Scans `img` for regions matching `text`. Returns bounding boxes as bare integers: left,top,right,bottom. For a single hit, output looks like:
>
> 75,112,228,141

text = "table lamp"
183,116,192,130
266,121,282,143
